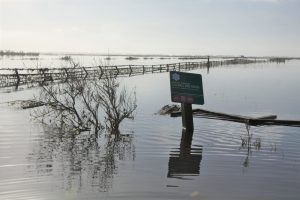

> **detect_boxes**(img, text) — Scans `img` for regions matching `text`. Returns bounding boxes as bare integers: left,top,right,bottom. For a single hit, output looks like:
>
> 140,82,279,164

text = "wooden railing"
0,59,268,89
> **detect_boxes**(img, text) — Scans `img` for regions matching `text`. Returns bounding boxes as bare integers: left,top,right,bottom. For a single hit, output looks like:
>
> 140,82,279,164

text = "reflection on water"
27,125,135,192
239,125,262,168
168,130,202,180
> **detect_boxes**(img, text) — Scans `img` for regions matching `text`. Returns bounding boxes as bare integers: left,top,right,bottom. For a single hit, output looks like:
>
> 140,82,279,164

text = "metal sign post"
170,71,204,132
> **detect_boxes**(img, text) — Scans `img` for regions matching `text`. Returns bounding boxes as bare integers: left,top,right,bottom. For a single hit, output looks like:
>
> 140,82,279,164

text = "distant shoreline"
1,50,299,60
0,50,39,57
39,53,300,60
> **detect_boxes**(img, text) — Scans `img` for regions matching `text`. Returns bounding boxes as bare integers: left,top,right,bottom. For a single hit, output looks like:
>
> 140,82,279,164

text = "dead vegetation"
31,62,137,136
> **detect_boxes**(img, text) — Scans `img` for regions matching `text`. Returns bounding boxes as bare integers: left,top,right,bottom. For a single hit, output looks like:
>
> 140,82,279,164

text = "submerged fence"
0,58,268,89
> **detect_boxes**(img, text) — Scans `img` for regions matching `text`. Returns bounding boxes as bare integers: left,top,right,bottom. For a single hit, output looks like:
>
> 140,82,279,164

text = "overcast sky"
0,0,299,56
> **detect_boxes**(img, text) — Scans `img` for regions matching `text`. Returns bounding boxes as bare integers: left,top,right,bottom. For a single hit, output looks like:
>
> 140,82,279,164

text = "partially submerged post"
170,71,204,132
181,103,194,132
207,56,210,66
15,69,20,89
207,56,210,74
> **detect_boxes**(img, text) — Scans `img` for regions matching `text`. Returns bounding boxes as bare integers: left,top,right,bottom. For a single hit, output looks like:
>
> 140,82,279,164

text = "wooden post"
41,69,46,82
15,69,20,83
83,67,88,78
181,103,194,132
129,65,132,76
98,66,103,79
115,66,119,77
15,69,20,89
207,56,210,74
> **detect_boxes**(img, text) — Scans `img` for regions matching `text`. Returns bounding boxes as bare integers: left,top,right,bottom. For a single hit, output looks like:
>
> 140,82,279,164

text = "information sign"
170,71,204,105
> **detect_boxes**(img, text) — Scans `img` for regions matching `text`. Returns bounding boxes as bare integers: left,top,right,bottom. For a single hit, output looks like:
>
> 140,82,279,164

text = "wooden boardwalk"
0,58,267,89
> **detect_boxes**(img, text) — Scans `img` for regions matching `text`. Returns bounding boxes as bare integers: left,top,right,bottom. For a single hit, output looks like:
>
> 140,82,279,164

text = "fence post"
115,66,119,77
41,69,46,82
207,56,210,67
98,66,103,79
15,69,20,89
207,56,210,74
129,65,132,76
83,67,88,78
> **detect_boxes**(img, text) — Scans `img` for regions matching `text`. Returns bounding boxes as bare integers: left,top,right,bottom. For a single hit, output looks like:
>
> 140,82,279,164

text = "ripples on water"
1,61,300,199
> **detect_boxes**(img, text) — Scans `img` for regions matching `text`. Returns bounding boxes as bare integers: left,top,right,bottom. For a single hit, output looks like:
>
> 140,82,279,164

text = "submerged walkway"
0,58,268,89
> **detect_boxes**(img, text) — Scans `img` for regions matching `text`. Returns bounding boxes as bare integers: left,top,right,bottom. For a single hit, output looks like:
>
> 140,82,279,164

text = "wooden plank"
171,108,300,127
171,108,274,120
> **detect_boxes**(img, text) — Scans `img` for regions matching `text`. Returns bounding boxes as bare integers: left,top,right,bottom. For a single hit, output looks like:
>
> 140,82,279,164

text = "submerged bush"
32,63,137,136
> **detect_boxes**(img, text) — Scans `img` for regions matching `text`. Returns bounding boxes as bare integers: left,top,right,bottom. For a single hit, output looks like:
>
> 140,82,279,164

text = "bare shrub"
32,63,137,136
96,73,137,134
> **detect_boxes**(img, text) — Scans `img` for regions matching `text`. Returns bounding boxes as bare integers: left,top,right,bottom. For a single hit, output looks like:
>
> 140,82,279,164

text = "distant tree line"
0,50,39,56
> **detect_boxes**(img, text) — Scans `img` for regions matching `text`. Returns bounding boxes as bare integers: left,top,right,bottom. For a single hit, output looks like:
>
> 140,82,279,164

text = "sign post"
170,71,204,132
181,103,194,132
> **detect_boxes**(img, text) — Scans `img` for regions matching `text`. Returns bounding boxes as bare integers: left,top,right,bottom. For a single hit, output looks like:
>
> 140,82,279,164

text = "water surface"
0,60,300,200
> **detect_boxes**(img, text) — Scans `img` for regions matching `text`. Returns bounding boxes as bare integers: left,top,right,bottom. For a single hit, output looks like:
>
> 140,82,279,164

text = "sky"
0,0,300,56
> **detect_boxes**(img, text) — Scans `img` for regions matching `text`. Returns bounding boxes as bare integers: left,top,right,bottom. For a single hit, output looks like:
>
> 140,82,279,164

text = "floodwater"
0,59,300,200
0,54,227,69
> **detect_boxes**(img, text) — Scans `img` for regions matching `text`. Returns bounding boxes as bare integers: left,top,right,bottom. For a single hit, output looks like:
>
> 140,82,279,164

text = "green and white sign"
170,71,204,105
